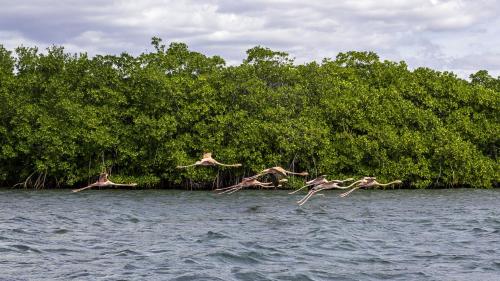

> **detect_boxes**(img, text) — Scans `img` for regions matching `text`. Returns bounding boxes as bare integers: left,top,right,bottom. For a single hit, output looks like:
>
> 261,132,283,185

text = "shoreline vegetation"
0,37,498,190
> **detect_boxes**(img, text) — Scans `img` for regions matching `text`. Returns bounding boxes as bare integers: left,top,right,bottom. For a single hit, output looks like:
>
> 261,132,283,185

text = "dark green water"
1,188,499,280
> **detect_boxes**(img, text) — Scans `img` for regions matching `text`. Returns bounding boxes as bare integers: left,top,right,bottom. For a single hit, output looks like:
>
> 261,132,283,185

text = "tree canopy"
0,39,498,189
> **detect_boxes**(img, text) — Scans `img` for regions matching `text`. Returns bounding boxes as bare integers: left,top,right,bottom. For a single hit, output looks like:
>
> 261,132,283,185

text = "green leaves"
0,38,498,189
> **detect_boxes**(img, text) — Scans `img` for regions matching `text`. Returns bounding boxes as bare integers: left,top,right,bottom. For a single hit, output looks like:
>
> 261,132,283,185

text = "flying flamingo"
297,180,359,205
254,166,308,187
289,176,354,194
214,177,285,194
339,177,402,198
176,152,242,168
72,172,137,193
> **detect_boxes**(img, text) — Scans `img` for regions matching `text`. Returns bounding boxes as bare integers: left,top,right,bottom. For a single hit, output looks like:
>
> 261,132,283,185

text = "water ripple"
10,244,42,253
0,188,499,280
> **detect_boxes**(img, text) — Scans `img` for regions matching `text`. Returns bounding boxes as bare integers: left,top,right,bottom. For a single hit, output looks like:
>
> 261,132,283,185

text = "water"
0,188,499,280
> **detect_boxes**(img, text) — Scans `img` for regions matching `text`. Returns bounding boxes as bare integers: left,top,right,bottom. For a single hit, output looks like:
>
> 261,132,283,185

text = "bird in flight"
289,176,354,194
339,177,402,198
72,172,137,193
214,177,286,194
176,152,242,168
253,166,308,188
297,178,358,205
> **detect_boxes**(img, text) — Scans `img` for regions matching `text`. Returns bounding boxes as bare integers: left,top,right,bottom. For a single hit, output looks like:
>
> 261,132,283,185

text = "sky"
1,0,499,78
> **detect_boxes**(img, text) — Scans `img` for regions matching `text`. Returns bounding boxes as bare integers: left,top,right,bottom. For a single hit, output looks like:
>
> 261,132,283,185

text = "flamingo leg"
214,184,239,192
297,189,319,205
227,186,244,194
217,188,235,195
298,186,335,205
339,186,361,197
289,184,312,194
216,185,241,194
298,190,320,206
72,184,97,193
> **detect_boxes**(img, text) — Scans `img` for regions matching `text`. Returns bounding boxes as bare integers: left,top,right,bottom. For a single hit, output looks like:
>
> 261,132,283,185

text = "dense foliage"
0,38,498,189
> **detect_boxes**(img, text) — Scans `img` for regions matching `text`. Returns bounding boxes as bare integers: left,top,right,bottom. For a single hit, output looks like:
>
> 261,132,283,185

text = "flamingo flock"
73,152,403,205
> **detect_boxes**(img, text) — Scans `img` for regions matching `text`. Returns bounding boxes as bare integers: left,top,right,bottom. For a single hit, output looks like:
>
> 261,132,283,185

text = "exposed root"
13,171,37,189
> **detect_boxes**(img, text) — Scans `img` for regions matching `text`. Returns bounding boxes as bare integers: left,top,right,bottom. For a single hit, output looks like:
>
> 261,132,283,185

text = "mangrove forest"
0,37,498,189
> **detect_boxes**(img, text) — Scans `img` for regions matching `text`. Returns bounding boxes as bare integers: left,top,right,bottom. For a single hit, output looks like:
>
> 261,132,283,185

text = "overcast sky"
1,0,499,77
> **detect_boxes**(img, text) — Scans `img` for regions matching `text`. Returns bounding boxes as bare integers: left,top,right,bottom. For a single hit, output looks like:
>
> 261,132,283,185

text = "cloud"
0,0,499,77
0,31,39,49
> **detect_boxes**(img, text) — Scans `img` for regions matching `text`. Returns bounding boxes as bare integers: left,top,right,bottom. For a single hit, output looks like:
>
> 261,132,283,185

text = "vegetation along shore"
0,37,498,190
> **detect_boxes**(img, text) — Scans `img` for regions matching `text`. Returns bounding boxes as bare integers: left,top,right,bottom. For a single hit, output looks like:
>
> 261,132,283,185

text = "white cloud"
0,0,499,77
0,31,39,50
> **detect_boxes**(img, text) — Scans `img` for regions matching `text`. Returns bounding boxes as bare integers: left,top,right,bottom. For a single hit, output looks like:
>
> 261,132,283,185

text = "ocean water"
0,188,499,280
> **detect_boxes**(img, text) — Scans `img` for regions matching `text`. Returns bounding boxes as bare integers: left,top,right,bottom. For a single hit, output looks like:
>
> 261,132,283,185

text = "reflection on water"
1,188,499,280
